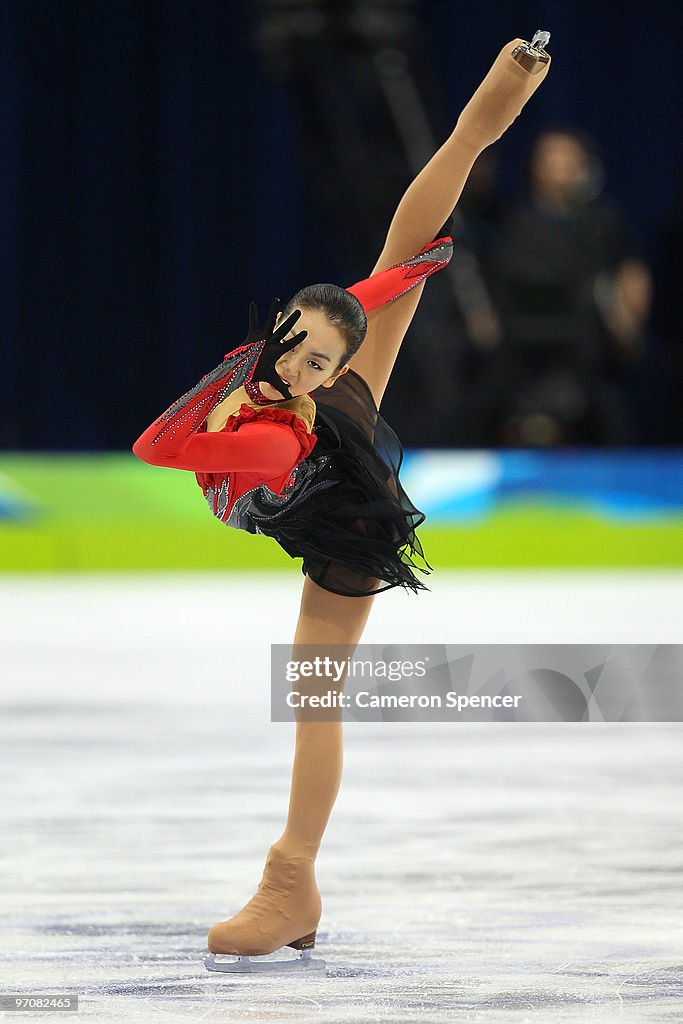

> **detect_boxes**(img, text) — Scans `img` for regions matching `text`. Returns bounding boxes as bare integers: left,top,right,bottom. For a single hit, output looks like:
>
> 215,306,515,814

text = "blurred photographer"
489,128,651,445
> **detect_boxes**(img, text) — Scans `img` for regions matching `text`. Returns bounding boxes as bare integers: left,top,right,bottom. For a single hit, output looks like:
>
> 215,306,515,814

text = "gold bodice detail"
205,386,316,435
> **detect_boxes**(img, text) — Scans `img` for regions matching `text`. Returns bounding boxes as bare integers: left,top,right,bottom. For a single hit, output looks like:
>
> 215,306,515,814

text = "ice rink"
1,570,682,1023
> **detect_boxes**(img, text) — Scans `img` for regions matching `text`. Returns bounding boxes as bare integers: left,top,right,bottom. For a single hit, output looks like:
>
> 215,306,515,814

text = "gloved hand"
149,298,308,444
245,298,308,400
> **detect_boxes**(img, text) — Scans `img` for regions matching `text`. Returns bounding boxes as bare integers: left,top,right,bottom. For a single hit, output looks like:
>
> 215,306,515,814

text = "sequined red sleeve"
133,416,305,475
346,235,453,312
132,336,317,475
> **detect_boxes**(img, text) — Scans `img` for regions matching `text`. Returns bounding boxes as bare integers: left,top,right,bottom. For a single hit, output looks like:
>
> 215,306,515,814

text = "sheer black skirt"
248,369,432,598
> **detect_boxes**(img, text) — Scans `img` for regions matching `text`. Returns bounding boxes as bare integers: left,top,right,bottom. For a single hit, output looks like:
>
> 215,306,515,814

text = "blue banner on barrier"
401,450,683,522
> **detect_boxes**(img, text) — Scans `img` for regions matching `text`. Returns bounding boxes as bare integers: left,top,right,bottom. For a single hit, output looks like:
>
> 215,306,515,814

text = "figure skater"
133,34,551,972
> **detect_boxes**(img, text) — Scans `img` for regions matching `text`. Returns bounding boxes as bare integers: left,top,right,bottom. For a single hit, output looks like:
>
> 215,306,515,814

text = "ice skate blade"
511,30,551,75
204,947,326,974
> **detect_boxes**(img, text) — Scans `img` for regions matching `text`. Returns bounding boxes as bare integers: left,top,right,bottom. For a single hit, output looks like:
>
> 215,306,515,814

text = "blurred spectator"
480,128,651,446
651,175,683,444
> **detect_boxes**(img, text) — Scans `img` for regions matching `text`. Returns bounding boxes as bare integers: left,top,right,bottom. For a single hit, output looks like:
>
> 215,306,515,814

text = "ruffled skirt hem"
249,369,432,598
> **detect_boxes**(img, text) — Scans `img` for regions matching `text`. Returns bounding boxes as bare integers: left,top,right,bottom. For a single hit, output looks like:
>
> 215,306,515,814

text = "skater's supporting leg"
207,575,377,957
274,575,378,859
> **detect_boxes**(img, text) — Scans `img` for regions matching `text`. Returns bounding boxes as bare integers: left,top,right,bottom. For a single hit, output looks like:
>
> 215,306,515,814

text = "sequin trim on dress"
149,341,264,446
222,455,336,532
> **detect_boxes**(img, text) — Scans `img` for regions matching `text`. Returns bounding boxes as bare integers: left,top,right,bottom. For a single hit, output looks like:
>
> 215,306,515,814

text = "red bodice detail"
195,403,318,522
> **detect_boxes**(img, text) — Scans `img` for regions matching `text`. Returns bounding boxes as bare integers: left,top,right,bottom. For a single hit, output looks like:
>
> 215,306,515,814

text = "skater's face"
257,308,350,401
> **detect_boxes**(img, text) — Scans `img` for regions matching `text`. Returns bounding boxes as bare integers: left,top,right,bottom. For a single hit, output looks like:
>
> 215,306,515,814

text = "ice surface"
1,570,682,1022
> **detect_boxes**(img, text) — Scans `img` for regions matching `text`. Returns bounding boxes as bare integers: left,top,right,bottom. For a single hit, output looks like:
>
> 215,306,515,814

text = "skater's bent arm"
132,420,302,475
373,38,551,272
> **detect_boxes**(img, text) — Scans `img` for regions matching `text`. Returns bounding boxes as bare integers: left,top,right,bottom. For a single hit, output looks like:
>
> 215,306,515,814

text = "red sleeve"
133,419,302,476
346,236,453,313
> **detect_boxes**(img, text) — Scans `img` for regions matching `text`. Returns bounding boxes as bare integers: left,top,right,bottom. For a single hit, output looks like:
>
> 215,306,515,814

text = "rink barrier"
1,450,682,571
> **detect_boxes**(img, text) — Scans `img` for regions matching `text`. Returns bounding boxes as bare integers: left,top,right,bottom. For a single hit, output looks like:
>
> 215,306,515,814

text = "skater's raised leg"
349,38,550,408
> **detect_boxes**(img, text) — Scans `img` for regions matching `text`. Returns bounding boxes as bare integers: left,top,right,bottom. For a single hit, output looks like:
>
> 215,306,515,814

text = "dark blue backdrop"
1,1,681,449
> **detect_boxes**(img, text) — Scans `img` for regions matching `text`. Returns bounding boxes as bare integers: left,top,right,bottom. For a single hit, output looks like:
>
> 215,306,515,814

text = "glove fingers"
248,301,260,337
263,297,282,338
276,327,308,358
271,307,303,344
269,378,293,400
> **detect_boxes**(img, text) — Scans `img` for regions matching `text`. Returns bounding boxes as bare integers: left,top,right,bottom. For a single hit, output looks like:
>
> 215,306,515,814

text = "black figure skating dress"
133,233,453,597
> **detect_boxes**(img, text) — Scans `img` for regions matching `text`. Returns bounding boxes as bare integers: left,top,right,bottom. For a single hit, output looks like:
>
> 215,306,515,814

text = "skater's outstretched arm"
133,300,312,474
133,416,302,475
373,38,551,274
132,348,304,474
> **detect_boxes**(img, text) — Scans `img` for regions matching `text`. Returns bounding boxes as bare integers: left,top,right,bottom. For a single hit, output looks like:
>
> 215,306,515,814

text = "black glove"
245,297,308,400
152,298,307,439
